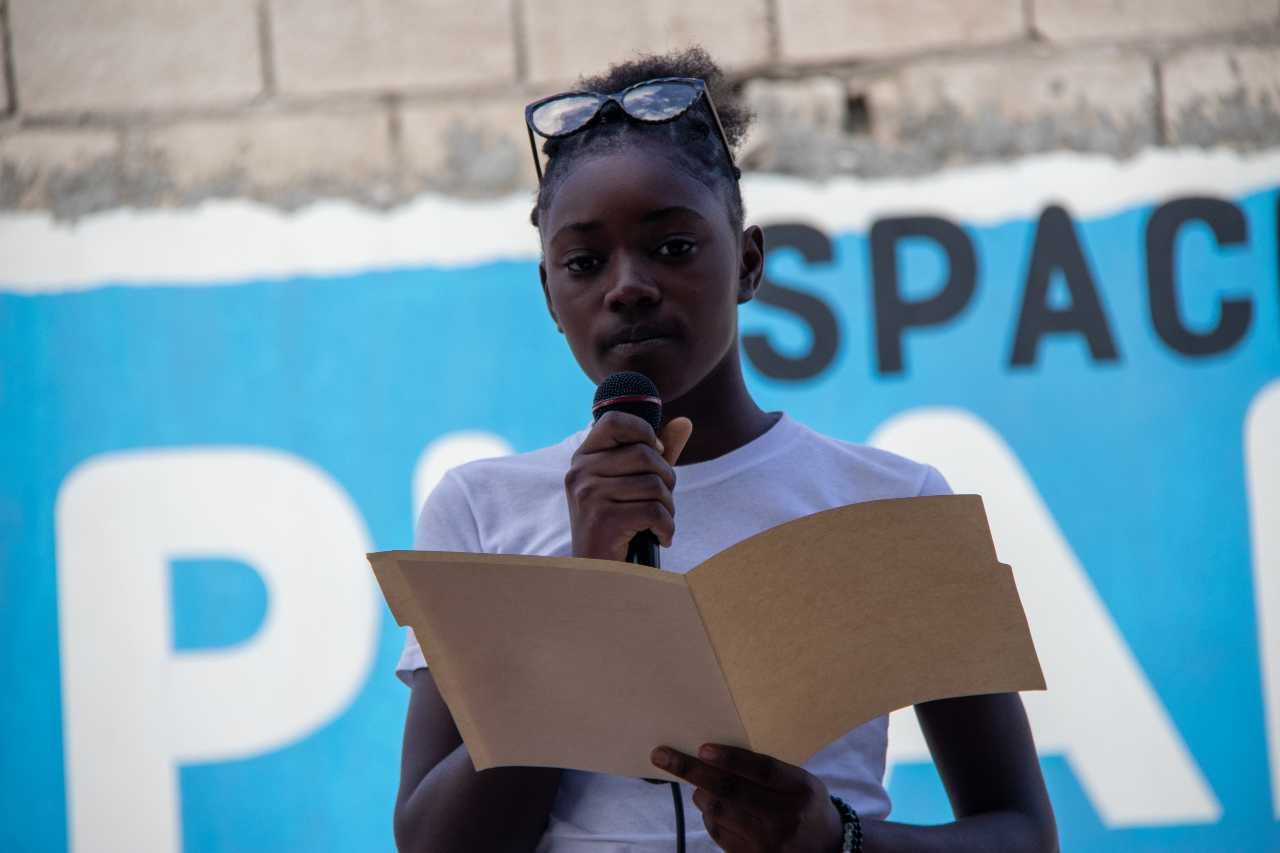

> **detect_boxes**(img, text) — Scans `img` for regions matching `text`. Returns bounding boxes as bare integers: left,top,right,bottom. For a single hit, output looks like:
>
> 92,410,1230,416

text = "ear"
736,224,765,305
539,261,563,333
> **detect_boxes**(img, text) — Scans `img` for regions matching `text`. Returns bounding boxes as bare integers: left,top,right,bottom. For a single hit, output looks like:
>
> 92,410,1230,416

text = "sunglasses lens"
530,95,602,136
621,81,699,120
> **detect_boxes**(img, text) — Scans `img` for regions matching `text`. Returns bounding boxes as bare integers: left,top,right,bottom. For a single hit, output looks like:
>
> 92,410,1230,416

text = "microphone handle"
626,530,660,568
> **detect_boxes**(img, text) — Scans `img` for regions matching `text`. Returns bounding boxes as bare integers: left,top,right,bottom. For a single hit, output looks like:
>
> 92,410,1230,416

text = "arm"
858,692,1057,852
652,692,1056,852
393,668,561,853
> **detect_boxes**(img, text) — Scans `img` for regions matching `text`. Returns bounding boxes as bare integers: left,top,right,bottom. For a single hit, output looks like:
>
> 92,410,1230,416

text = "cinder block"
10,0,260,113
777,0,1024,63
866,48,1158,158
521,0,771,87
271,0,516,96
139,109,395,205
738,77,848,174
1163,46,1280,147
0,128,120,210
743,77,847,134
1034,0,1277,42
400,98,536,196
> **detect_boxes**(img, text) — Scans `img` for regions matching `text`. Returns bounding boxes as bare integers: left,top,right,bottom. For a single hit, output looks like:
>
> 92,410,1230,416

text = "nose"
604,254,661,313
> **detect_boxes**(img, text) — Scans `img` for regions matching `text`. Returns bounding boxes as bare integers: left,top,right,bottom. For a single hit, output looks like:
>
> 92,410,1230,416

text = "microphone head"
592,372,662,432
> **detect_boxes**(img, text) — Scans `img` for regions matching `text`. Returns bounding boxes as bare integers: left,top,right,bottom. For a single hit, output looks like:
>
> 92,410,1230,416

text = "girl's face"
538,145,764,403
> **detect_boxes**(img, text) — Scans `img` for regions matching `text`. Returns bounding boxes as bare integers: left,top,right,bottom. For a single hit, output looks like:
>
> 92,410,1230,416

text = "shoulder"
446,425,587,492
786,417,952,498
416,426,588,550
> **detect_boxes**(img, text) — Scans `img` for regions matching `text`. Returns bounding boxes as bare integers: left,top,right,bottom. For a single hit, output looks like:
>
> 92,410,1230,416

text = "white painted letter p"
55,449,379,853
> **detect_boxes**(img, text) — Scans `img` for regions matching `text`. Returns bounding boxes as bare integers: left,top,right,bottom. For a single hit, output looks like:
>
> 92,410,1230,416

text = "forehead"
540,146,731,243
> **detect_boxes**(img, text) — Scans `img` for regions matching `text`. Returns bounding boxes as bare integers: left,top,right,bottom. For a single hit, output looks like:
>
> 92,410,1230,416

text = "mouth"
608,336,673,356
603,325,680,353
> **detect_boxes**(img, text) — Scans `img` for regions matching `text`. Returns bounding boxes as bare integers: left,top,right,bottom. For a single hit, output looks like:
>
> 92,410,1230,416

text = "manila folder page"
368,494,1044,780
687,494,1045,768
368,550,746,779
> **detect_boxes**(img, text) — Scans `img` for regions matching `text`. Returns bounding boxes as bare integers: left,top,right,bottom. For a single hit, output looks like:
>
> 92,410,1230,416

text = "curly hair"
528,45,753,233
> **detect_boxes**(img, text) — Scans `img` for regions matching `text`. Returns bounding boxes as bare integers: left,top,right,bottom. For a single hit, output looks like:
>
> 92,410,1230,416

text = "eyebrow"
550,205,707,244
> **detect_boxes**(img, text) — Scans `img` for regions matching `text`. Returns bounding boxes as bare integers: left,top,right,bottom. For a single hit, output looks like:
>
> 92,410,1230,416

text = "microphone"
592,371,662,568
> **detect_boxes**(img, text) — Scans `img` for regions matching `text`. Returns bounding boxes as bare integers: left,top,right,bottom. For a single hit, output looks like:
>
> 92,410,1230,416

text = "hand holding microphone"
565,372,692,563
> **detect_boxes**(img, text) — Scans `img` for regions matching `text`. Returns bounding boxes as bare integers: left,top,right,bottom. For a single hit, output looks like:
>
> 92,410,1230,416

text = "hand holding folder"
368,494,1044,781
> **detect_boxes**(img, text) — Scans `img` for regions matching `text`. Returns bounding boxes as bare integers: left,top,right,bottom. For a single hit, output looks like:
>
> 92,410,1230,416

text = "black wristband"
829,795,863,853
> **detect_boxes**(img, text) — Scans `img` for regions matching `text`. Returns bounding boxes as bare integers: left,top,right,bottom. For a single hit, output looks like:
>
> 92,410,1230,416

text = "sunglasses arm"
526,125,545,184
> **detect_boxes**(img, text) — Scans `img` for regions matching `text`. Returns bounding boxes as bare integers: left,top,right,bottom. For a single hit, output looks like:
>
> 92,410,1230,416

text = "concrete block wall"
1,0,1277,219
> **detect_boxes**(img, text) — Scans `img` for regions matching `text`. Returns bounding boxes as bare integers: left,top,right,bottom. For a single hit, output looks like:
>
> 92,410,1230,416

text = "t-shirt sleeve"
916,463,953,497
395,468,482,686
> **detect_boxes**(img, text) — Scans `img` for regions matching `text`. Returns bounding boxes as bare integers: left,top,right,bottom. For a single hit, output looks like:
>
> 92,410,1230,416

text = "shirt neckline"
672,411,799,491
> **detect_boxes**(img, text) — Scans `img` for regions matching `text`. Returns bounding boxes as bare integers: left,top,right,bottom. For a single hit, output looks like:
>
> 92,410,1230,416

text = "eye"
564,254,603,274
656,237,697,258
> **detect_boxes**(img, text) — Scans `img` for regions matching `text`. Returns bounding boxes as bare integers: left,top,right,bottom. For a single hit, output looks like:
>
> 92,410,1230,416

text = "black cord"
670,781,686,853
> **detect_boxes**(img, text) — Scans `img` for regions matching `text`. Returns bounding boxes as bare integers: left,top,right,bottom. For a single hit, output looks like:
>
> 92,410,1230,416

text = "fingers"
650,748,792,817
696,744,810,793
566,411,687,560
611,499,675,548
581,443,675,490
600,474,676,517
659,417,693,466
578,410,664,455
692,788,767,852
696,794,758,852
655,745,833,852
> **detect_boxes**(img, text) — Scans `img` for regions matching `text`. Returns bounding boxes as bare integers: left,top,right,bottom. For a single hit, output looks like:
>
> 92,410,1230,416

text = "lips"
603,324,680,351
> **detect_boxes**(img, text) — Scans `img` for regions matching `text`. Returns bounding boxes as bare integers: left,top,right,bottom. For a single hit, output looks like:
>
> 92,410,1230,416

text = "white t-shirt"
397,411,951,852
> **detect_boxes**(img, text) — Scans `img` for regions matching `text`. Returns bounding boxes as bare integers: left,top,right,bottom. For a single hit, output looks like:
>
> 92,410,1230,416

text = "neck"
661,349,778,465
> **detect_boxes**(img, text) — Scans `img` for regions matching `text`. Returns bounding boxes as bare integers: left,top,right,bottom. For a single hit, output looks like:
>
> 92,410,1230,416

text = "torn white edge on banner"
2,147,1278,293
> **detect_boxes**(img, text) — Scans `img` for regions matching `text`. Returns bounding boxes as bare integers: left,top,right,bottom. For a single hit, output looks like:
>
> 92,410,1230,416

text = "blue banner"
3,153,1278,851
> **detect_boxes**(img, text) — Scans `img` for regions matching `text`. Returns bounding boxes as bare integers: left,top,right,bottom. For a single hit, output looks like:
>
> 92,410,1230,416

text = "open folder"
368,494,1045,781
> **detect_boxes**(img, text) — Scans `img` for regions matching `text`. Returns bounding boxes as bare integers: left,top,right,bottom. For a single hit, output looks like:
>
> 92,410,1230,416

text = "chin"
597,344,682,391
605,358,671,390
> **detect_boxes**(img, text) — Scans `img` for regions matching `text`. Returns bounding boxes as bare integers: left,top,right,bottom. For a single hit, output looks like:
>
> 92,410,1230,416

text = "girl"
393,46,1057,853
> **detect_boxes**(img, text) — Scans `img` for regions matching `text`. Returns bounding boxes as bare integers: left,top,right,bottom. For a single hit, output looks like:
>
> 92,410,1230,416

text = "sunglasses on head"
523,76,740,185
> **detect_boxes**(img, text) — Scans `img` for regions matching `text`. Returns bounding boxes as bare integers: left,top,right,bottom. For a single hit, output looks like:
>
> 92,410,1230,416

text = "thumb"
659,417,693,466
